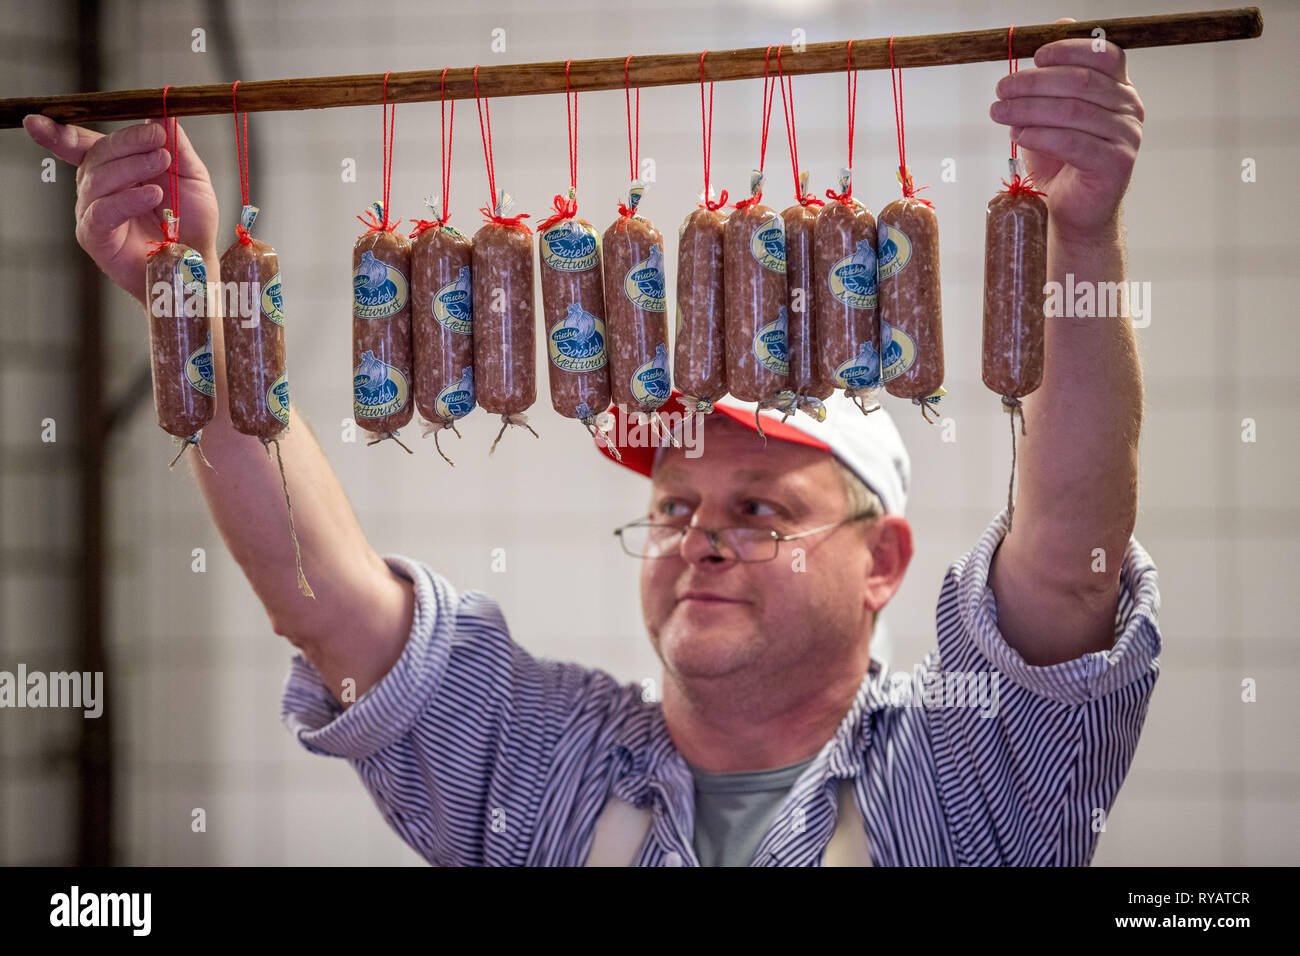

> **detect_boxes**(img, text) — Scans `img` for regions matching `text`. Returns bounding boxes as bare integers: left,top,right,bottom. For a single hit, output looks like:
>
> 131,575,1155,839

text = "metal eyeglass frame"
612,511,880,563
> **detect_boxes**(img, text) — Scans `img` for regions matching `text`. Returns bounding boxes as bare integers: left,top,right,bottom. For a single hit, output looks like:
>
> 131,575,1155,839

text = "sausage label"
833,340,881,390
540,222,599,272
266,372,291,426
177,249,207,295
828,240,878,310
875,224,914,282
749,215,787,274
623,244,666,312
433,265,474,336
548,303,608,373
630,343,671,408
353,349,410,419
434,368,476,420
185,331,216,398
352,250,409,319
753,305,790,376
261,272,286,327
879,319,917,383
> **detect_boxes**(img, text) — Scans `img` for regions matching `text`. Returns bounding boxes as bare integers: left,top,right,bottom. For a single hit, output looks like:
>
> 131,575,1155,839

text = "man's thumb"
23,114,97,165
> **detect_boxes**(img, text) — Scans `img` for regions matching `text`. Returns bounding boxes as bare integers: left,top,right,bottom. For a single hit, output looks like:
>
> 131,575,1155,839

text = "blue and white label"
879,319,917,383
434,367,476,420
624,243,666,312
876,222,913,282
433,265,474,336
753,305,789,375
630,343,671,408
266,371,290,425
185,330,216,398
540,221,600,272
548,303,608,373
749,214,786,274
353,250,409,319
178,248,207,295
261,272,285,326
833,339,881,390
353,349,409,418
828,239,878,310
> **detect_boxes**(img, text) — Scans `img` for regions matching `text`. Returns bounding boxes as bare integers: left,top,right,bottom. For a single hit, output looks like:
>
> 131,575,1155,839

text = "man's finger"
996,67,1144,122
79,123,167,183
992,95,1141,149
147,117,213,185
1034,37,1128,84
74,148,170,222
22,114,102,166
76,185,163,249
1014,126,1130,175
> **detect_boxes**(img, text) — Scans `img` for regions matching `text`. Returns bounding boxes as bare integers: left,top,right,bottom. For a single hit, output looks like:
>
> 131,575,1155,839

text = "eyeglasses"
613,511,879,563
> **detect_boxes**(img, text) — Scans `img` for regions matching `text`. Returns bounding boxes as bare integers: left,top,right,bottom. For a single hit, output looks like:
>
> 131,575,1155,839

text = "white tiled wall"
2,0,1297,865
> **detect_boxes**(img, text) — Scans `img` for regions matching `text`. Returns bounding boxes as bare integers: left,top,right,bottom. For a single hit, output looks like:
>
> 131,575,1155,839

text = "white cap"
593,389,912,516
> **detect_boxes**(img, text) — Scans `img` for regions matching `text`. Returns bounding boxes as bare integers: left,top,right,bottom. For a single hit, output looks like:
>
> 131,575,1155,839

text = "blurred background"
0,0,1295,865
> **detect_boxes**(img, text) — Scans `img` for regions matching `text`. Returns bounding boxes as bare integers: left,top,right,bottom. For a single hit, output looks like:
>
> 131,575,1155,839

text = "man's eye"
743,500,780,518
657,500,690,519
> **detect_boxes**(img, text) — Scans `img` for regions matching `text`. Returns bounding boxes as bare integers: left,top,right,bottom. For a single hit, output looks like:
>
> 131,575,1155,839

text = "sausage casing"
220,237,289,438
471,222,536,416
877,197,944,398
981,190,1048,398
602,215,670,413
812,199,880,396
146,242,215,438
782,202,835,401
352,229,414,433
412,224,477,424
673,207,727,410
723,203,789,402
538,218,611,419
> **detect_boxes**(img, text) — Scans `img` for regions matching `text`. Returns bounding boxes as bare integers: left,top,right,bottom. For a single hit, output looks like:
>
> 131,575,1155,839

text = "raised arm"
983,25,1147,666
24,114,413,701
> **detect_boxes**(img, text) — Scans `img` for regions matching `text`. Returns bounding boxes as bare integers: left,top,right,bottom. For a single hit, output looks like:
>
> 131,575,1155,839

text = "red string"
888,36,934,208
732,46,776,211
825,40,858,205
474,64,531,230
624,55,639,183
537,60,581,232
615,55,643,228
145,84,180,257
231,81,254,245
998,25,1045,196
410,67,456,239
356,72,402,234
698,52,727,211
776,46,823,208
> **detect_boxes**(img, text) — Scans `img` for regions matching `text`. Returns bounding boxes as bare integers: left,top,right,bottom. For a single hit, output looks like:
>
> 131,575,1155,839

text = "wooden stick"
0,7,1262,129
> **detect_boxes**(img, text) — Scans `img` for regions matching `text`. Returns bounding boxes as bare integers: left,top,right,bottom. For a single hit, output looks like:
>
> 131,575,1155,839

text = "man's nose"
679,524,729,564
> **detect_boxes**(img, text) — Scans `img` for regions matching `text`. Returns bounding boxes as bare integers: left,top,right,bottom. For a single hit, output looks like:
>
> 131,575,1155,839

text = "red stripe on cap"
592,390,832,478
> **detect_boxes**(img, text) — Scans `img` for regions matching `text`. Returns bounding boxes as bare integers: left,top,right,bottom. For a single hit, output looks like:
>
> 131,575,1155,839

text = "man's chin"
657,615,759,679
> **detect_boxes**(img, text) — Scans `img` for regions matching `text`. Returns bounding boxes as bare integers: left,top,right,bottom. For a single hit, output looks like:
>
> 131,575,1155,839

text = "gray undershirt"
687,755,818,867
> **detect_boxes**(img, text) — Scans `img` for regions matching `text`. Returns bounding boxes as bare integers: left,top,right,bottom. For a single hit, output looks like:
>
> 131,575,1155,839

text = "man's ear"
864,516,913,616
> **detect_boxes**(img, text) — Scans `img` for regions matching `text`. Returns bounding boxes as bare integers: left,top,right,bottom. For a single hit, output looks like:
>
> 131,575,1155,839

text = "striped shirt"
280,506,1162,866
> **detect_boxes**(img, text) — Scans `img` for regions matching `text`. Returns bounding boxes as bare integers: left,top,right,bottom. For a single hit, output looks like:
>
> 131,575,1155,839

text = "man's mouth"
678,591,748,604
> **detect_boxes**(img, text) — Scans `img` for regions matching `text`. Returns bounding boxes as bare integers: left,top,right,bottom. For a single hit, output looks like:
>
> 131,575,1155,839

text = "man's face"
640,415,903,687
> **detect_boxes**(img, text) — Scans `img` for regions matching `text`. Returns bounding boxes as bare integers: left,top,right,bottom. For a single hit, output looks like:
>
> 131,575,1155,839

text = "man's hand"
989,17,1145,245
22,114,221,305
